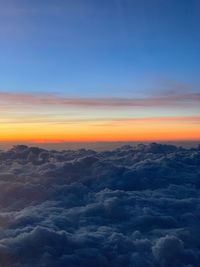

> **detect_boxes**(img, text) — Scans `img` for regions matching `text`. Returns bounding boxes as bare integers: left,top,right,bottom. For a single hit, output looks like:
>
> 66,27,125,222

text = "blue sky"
0,0,200,97
0,0,200,142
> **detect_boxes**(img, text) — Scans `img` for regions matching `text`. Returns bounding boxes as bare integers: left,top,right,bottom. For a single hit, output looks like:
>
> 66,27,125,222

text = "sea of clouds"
0,143,199,267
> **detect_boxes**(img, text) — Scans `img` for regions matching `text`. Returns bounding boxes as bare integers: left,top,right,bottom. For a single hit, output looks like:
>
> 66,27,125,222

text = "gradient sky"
0,0,200,142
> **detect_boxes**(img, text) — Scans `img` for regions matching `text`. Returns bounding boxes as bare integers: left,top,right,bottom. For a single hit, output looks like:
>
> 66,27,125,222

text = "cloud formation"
0,91,200,109
0,143,199,266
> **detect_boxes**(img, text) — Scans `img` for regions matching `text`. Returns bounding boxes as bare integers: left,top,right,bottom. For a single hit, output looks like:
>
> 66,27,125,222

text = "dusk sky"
0,0,200,142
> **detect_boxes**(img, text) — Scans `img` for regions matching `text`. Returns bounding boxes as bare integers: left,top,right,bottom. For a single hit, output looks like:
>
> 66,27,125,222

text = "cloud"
0,91,199,143
152,235,184,267
0,91,199,109
92,116,200,127
0,143,199,266
1,115,200,126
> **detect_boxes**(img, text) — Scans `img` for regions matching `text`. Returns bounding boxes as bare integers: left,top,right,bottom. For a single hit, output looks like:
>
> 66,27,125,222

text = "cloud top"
0,143,199,266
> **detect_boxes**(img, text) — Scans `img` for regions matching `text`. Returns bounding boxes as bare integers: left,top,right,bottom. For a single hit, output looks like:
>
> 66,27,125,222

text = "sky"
0,0,200,143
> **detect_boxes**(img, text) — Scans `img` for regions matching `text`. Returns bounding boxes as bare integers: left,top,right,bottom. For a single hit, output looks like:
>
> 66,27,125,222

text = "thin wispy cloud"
1,115,199,125
0,91,199,109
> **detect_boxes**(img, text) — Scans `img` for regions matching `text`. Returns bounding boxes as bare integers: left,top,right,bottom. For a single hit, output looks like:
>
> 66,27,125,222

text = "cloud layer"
0,91,200,109
0,143,199,266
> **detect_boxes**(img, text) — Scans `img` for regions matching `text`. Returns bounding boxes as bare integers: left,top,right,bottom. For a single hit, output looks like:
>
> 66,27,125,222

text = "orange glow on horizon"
0,91,199,144
0,116,199,143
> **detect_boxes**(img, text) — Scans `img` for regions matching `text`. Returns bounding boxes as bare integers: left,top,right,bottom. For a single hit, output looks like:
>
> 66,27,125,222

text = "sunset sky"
0,0,200,143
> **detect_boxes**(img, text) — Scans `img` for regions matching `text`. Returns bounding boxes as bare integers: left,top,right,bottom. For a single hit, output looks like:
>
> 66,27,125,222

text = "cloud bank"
0,143,199,266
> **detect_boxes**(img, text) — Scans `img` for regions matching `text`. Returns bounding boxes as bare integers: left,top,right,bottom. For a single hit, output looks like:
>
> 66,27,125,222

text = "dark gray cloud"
0,143,199,266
